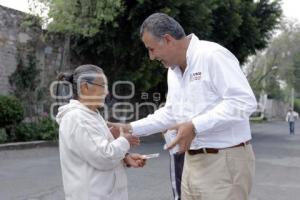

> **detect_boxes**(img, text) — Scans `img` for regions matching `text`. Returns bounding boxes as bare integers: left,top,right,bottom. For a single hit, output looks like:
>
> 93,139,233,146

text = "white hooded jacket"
56,100,130,200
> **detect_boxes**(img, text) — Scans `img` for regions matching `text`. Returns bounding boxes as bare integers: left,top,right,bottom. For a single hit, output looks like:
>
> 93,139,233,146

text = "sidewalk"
0,140,57,150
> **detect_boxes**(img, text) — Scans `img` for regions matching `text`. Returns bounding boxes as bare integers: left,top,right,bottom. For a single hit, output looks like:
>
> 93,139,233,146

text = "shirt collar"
171,33,198,72
186,33,198,65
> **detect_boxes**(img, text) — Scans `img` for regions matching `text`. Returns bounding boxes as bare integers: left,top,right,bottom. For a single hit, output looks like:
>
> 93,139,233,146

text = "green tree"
32,0,282,96
36,0,124,36
247,19,300,99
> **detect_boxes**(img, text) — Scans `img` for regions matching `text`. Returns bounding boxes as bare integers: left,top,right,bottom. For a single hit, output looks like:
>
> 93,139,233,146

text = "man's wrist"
126,124,133,133
190,121,197,135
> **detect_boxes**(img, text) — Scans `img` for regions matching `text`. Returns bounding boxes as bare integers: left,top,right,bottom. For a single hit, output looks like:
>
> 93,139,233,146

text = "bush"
0,95,24,141
0,95,24,128
38,116,59,140
0,96,58,143
15,116,58,141
15,122,40,141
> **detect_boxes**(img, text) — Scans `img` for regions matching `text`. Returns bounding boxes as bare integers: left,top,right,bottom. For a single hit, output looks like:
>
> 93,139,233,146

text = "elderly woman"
56,64,145,200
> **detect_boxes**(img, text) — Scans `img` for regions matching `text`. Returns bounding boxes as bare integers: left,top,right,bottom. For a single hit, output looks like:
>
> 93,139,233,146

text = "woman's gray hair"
140,13,186,40
57,64,105,100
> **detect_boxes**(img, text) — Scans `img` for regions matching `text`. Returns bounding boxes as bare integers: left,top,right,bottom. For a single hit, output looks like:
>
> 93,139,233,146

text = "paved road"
250,121,300,200
0,121,299,200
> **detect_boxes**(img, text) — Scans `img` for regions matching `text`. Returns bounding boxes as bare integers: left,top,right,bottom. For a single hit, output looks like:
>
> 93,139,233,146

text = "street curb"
0,134,164,151
0,140,58,151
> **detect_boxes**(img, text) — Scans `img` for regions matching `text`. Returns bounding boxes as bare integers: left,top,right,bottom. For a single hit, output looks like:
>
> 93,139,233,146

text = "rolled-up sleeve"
192,49,257,134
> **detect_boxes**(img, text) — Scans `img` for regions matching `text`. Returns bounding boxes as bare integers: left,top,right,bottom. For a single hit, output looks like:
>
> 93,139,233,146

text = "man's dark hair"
140,13,186,40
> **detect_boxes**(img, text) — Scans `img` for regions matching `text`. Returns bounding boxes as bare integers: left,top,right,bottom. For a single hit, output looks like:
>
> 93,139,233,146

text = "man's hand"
107,122,132,139
166,121,196,154
120,127,140,147
124,153,146,168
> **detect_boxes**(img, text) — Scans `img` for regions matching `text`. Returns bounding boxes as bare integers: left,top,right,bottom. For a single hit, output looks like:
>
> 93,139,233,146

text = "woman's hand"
124,153,146,168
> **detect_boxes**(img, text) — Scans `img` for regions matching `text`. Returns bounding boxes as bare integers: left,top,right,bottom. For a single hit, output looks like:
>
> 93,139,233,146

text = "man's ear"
163,34,174,44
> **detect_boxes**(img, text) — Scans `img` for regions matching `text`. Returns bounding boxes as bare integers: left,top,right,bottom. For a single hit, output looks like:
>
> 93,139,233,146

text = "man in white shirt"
110,13,257,200
286,108,299,135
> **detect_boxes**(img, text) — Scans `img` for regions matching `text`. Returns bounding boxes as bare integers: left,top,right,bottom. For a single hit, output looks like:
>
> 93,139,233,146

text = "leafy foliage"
247,19,300,99
0,96,24,128
0,95,24,142
15,115,58,141
9,54,41,97
9,52,41,117
32,0,282,95
0,96,57,143
38,0,124,37
294,98,300,113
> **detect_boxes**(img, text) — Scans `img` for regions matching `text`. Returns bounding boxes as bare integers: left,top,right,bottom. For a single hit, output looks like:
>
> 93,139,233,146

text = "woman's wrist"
123,153,131,167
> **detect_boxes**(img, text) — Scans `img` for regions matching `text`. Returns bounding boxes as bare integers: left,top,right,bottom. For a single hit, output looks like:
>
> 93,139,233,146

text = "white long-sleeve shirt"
131,34,257,149
286,111,299,122
56,100,130,200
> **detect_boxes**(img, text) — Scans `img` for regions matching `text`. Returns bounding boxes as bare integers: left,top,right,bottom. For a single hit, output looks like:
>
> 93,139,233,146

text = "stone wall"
0,5,24,95
0,5,71,114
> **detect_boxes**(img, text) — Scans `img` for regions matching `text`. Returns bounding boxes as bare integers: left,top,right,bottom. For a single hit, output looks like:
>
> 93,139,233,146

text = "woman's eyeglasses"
85,81,106,88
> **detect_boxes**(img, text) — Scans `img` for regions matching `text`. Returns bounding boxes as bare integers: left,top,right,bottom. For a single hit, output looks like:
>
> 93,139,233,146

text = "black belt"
188,141,250,155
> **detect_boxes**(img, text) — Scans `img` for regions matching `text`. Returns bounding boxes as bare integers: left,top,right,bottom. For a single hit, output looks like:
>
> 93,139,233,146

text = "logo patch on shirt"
190,72,202,81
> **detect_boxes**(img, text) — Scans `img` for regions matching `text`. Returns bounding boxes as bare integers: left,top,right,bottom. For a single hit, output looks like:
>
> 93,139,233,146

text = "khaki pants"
181,144,255,200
